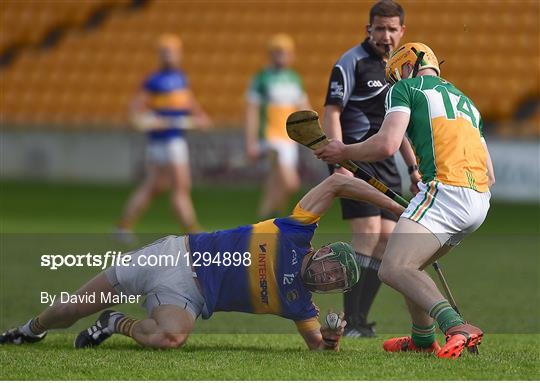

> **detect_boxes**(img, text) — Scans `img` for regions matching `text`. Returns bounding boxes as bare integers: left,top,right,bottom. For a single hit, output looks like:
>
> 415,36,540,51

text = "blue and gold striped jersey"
143,68,192,140
189,204,321,330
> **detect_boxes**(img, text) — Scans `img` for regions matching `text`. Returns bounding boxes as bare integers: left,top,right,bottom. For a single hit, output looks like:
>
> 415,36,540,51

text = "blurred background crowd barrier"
1,0,539,201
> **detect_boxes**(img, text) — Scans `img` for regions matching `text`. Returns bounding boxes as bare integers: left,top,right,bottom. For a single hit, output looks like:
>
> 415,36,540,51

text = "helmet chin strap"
411,51,425,78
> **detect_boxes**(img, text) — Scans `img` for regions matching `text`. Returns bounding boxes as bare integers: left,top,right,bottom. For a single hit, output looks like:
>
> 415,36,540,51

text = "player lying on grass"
0,173,404,351
315,43,495,359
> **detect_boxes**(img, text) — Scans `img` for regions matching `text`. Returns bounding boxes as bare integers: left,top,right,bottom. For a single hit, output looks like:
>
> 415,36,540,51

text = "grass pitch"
0,180,539,380
2,334,538,380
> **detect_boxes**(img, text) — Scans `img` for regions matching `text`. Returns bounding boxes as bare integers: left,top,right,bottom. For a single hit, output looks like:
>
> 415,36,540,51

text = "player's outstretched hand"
314,140,347,164
320,310,346,351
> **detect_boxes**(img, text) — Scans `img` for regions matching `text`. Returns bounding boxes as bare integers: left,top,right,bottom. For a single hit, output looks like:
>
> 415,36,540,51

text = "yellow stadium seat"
0,0,538,132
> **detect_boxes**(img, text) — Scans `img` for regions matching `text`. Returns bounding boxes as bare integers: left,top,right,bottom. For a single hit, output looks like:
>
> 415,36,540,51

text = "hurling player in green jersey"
245,34,311,220
315,43,495,359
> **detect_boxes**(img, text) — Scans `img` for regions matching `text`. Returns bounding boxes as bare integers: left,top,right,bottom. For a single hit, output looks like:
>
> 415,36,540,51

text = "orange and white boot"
437,323,483,359
383,336,441,354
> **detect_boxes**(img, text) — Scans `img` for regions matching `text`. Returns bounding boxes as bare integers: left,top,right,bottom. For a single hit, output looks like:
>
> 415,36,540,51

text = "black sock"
344,252,372,327
355,257,382,325
343,281,362,326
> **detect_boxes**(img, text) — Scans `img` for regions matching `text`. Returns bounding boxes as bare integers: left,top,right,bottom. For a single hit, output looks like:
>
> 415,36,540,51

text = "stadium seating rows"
0,0,538,135
0,0,131,52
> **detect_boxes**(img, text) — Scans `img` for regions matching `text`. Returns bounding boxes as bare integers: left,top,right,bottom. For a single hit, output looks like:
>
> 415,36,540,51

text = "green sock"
411,323,436,348
429,300,465,333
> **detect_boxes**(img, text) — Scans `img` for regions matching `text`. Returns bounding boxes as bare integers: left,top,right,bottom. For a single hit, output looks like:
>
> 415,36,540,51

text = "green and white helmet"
302,242,360,294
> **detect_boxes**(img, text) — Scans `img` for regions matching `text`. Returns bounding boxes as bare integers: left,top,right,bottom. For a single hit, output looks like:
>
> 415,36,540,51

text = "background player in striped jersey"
115,34,211,242
323,0,418,338
315,42,495,358
0,173,404,351
245,34,311,219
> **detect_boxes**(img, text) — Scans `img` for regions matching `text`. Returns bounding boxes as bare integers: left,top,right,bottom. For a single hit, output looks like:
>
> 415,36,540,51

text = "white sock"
106,311,125,333
20,319,43,337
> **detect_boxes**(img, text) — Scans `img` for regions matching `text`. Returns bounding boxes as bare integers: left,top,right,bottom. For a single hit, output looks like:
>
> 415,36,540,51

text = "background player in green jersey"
315,42,495,359
245,34,311,219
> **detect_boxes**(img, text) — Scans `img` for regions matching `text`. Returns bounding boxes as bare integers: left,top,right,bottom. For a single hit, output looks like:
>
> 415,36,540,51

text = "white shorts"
105,235,208,319
402,181,491,246
146,137,189,165
261,139,299,168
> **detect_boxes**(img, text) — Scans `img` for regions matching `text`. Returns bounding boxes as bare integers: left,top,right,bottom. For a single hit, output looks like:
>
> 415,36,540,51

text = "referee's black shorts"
329,157,402,222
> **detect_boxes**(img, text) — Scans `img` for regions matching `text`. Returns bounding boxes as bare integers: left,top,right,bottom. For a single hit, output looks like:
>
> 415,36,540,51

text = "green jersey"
385,76,488,192
247,68,307,141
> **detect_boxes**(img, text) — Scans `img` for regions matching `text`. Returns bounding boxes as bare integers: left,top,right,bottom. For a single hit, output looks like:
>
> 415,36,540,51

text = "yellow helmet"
385,42,440,84
268,33,295,53
158,34,182,51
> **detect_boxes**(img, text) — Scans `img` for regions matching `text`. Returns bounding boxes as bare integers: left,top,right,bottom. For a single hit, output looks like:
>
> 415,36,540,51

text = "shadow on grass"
22,340,304,354
181,344,304,353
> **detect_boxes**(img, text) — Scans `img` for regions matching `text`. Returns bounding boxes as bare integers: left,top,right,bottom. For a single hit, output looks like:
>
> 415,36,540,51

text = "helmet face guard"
302,242,360,294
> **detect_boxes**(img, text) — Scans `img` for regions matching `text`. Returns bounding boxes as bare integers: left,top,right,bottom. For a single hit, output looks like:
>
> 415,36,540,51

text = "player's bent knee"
158,333,188,349
378,231,391,244
378,262,396,286
359,219,382,235
377,266,387,284
170,334,188,348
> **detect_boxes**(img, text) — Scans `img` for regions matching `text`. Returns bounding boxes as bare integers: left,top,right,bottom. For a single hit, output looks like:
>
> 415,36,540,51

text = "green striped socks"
411,323,436,348
429,300,465,333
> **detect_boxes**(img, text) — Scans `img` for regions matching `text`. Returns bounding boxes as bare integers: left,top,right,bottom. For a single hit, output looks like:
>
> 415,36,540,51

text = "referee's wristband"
407,164,419,175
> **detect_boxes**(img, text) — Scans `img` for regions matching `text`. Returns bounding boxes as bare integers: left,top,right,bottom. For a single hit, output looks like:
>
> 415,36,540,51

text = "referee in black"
323,0,420,337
